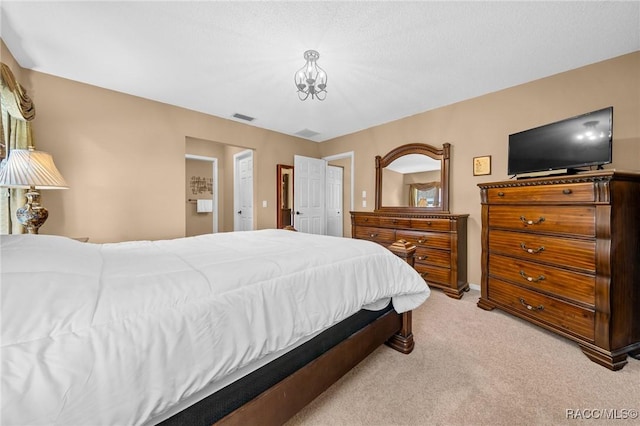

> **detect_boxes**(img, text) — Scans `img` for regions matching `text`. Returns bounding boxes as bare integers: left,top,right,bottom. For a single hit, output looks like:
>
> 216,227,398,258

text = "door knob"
295,211,301,215
237,210,242,214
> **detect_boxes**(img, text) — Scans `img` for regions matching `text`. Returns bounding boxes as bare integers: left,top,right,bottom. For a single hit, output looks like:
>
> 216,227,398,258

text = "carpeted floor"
286,288,640,426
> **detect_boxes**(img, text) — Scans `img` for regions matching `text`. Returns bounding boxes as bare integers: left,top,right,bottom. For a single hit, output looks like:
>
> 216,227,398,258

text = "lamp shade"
0,148,68,189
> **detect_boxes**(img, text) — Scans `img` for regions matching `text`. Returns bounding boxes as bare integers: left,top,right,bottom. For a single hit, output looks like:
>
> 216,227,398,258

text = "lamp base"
16,189,49,234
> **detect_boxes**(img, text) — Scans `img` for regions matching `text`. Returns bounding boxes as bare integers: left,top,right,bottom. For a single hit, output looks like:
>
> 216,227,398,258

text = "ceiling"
1,1,638,142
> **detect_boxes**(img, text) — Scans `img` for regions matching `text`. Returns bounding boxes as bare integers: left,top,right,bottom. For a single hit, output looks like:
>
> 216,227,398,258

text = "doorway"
185,154,218,236
324,151,353,237
293,153,351,237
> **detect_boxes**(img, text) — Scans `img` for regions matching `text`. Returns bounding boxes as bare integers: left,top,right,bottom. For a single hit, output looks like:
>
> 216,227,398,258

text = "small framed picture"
473,155,492,176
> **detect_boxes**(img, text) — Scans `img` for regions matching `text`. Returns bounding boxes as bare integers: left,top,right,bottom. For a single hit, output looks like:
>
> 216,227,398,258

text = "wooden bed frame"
212,310,414,425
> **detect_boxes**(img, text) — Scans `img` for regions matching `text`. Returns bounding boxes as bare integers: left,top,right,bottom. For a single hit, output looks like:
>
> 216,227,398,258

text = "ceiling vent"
294,128,321,138
232,113,255,122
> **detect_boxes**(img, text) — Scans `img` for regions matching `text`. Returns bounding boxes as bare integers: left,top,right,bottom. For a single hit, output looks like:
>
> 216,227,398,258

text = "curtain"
0,62,36,234
409,181,440,207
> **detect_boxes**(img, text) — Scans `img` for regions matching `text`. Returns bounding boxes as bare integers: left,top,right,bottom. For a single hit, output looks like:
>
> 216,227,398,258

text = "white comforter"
1,229,429,425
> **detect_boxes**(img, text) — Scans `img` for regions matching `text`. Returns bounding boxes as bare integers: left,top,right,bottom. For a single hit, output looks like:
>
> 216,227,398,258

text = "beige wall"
319,52,640,287
3,39,638,287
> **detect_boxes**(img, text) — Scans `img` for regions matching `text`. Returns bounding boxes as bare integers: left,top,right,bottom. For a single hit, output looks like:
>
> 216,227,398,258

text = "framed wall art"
473,155,492,176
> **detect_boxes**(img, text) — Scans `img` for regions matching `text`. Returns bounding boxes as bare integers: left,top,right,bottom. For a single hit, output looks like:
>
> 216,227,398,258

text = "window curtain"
409,181,440,207
0,62,36,234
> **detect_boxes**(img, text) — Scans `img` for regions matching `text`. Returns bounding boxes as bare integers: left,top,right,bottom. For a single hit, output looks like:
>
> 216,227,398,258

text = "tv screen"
508,107,613,176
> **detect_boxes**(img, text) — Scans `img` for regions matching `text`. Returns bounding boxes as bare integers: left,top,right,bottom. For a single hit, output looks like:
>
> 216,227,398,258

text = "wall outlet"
362,190,366,198
262,200,267,208
362,199,367,208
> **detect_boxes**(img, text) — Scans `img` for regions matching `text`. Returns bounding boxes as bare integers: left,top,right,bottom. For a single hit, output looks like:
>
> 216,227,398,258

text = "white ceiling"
1,1,638,142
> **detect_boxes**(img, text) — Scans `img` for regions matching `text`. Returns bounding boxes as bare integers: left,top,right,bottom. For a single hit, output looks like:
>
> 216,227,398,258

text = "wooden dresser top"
477,169,640,189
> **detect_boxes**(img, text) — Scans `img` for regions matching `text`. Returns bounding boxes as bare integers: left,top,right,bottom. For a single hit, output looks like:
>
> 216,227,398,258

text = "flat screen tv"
508,107,613,177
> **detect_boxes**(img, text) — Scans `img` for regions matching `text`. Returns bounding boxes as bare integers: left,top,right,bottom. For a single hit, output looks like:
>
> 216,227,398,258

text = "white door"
294,155,326,235
326,165,343,237
234,150,254,231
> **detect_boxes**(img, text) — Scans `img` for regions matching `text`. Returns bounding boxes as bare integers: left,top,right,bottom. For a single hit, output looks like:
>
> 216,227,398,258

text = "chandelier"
294,50,327,101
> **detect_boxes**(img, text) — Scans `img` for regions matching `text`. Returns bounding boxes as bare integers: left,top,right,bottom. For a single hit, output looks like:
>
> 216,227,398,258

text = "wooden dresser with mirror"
351,143,469,299
478,171,640,370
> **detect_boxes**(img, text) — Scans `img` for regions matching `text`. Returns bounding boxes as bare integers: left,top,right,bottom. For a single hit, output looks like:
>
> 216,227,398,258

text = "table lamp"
0,146,68,234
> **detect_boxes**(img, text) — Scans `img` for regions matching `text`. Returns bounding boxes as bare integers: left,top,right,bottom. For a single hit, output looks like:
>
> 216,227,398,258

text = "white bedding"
1,229,429,425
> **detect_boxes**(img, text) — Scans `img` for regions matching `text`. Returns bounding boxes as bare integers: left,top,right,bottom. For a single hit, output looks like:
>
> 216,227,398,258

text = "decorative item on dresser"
478,170,640,370
351,142,469,299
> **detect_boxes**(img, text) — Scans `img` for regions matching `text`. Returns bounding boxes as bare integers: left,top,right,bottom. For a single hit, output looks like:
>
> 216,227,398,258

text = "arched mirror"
375,143,450,213
276,164,294,228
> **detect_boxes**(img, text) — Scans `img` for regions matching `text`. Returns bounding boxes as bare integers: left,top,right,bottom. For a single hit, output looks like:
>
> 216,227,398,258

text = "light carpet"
286,288,639,426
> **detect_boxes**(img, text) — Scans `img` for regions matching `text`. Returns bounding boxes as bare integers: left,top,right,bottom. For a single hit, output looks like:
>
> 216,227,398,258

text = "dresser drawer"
353,215,379,226
489,230,595,273
488,205,595,237
415,264,451,286
379,217,411,228
415,247,451,268
488,278,595,341
487,182,595,204
354,226,395,244
488,254,595,306
396,230,451,250
410,218,451,231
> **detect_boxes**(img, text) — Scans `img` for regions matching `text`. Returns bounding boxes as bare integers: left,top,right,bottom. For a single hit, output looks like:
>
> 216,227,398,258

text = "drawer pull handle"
520,216,545,226
417,238,427,244
497,191,505,197
420,272,429,278
520,243,545,254
417,255,428,261
364,218,369,222
392,219,398,224
562,189,572,195
519,270,546,283
425,221,432,226
519,297,544,311
370,233,378,238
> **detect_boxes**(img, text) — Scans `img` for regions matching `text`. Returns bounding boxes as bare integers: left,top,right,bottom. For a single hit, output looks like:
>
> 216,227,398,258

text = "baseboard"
469,283,480,291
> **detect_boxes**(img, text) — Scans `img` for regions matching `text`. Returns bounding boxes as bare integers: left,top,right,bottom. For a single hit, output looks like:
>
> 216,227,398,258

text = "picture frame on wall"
473,155,492,176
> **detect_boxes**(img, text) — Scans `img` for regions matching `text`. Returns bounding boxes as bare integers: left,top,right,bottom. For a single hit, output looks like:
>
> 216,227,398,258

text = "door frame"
185,154,219,233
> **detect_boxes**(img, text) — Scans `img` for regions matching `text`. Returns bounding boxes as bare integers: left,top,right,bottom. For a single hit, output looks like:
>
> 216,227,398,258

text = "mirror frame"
276,164,294,228
375,142,450,213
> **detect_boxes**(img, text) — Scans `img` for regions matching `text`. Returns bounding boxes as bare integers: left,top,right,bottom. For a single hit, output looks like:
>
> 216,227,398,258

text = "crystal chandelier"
294,50,327,101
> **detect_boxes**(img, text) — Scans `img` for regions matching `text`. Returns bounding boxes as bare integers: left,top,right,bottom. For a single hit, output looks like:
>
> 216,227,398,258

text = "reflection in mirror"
276,164,294,228
409,182,440,207
381,154,442,207
376,143,450,213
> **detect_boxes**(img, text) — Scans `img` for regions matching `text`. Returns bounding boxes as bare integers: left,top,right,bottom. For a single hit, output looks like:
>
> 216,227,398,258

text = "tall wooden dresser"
478,171,640,370
351,211,469,299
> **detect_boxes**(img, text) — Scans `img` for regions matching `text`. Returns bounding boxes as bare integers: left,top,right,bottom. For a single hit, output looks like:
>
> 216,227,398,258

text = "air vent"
294,128,321,138
232,113,255,122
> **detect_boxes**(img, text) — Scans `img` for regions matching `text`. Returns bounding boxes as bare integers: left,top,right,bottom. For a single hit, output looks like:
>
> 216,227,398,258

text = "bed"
1,229,430,425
